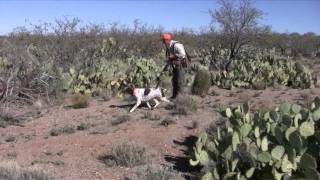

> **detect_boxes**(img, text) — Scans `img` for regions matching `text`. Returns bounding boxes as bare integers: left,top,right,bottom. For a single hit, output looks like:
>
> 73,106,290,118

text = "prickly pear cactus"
200,46,317,89
190,97,320,180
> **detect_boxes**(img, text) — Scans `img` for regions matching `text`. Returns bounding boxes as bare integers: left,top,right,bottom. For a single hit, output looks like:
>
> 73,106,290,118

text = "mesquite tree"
210,0,268,71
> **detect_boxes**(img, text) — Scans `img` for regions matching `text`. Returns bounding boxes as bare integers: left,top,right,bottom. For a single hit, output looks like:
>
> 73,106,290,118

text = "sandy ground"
0,85,320,180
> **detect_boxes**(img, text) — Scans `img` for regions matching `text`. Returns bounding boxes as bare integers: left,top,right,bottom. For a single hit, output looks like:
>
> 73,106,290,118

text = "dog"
127,84,171,113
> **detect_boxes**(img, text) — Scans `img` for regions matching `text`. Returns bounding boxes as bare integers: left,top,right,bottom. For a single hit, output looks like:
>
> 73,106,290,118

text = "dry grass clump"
0,110,21,128
0,161,54,180
134,164,183,180
70,94,89,109
50,124,76,136
100,142,148,168
111,115,131,125
142,112,161,121
173,95,198,115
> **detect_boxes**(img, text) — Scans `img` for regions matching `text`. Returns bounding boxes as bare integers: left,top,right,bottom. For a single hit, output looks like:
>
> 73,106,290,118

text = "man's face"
162,39,170,47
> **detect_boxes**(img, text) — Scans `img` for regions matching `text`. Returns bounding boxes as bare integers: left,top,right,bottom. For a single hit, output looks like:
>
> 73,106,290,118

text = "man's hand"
168,54,177,60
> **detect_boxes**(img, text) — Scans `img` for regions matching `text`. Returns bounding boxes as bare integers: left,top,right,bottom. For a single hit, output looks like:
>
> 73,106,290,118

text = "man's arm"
173,43,186,59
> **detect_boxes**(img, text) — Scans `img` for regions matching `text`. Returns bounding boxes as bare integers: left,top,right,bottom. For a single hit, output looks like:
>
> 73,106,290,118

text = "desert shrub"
173,95,198,115
0,161,53,180
70,94,89,109
160,117,177,127
49,128,61,136
102,142,148,168
192,68,211,96
5,135,16,143
111,115,131,125
190,97,320,179
142,112,161,121
0,110,21,128
60,124,76,134
50,124,76,136
93,88,113,101
77,122,92,131
134,164,183,180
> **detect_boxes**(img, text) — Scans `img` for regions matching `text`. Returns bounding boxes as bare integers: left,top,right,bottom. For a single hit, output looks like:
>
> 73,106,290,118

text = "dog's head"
125,84,136,95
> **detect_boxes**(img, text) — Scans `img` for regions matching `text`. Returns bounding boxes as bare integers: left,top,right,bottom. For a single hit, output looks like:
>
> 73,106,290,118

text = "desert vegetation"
0,0,319,179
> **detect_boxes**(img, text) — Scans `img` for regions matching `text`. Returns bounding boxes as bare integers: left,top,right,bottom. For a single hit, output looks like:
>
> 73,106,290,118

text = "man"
160,33,189,99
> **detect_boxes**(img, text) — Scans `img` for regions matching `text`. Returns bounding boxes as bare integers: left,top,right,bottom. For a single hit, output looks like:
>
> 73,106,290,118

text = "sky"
0,0,319,35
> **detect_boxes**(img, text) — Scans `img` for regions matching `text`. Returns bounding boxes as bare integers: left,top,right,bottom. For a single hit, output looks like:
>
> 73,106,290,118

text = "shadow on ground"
165,135,201,180
109,102,151,109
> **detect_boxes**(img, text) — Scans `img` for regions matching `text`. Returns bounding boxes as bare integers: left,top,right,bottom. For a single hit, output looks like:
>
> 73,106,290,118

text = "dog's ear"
129,84,135,89
126,84,135,95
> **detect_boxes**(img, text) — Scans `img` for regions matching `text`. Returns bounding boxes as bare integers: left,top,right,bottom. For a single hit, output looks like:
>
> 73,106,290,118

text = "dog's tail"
155,76,162,89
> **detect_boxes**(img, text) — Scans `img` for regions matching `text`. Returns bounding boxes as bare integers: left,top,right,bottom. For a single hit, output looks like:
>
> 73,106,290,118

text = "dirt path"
0,86,320,179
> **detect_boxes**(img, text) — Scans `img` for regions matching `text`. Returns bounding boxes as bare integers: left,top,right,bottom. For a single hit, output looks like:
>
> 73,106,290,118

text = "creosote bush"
102,142,148,168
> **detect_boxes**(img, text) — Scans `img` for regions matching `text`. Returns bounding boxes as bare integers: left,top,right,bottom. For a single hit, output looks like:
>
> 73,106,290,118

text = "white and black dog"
128,84,171,112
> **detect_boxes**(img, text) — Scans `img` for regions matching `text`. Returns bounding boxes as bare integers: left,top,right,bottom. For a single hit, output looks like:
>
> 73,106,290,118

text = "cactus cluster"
61,57,163,96
196,46,316,89
190,97,320,180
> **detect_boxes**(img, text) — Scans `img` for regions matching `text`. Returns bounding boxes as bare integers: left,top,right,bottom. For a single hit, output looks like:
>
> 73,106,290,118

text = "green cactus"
240,124,252,139
270,110,279,122
257,152,271,163
245,168,255,178
232,131,240,151
289,132,303,152
312,109,320,121
190,100,320,180
299,121,315,137
261,136,269,152
201,172,213,180
281,154,294,172
254,126,260,138
292,104,301,114
304,168,320,180
300,153,317,169
279,102,291,114
285,127,297,141
271,146,285,161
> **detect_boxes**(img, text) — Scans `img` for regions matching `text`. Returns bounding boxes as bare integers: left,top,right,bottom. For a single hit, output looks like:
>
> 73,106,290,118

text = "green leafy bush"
190,97,320,180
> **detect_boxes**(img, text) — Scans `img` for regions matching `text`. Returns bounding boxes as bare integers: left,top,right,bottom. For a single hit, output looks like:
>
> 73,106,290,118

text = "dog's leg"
160,97,171,103
146,101,152,109
153,99,160,108
130,100,141,113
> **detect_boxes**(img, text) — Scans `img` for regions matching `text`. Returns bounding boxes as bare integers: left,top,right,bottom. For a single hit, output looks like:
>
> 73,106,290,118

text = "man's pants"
171,66,185,98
